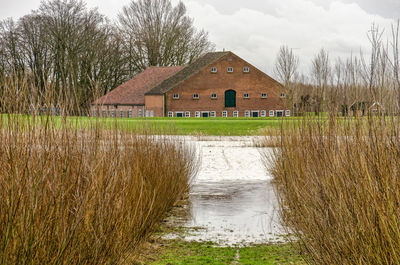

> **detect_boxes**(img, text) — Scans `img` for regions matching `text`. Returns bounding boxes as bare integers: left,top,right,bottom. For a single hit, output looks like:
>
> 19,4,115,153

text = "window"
211,67,217,73
168,111,173,117
211,93,217,99
243,93,250,99
261,93,267,98
193,93,199,99
138,109,143,117
173,93,179,99
225,90,236,108
195,111,200,118
93,110,97,117
102,110,106,117
110,110,115,117
276,110,284,117
269,110,275,117
128,110,133,118
176,112,184,118
222,111,228,117
120,110,124,118
210,111,216,117
145,110,149,117
245,110,250,117
185,111,190,117
243,67,250,73
227,67,233,73
285,110,290,117
280,93,286,98
261,110,266,117
233,110,239,117
150,110,154,117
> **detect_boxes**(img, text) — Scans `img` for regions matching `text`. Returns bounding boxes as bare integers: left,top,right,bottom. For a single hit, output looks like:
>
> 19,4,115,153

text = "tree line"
0,0,214,114
275,22,400,116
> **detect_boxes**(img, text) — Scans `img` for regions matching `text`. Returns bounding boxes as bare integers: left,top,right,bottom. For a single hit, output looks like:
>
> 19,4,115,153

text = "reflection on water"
184,180,283,246
169,137,286,246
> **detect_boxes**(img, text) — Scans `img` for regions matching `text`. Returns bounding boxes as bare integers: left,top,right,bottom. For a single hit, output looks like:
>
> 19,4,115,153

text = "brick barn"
92,51,289,118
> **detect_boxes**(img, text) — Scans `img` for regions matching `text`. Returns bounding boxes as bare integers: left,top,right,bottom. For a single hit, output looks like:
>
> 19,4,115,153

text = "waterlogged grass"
139,240,304,264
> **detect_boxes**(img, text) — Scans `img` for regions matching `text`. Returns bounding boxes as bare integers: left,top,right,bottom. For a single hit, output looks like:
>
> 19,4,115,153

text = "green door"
225,90,236,108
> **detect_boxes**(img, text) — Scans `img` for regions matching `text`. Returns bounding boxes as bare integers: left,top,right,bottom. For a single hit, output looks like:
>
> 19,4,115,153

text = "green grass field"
138,240,304,264
76,117,301,136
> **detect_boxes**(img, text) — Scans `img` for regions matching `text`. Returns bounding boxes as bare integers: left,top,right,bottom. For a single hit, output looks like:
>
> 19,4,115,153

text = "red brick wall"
145,95,164,117
165,52,288,117
90,105,145,118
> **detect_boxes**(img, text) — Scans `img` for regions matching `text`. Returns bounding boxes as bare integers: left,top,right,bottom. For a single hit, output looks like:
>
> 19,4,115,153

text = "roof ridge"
145,51,229,95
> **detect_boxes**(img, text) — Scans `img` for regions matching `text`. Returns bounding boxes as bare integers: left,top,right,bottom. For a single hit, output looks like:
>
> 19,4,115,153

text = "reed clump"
0,74,198,264
268,116,400,264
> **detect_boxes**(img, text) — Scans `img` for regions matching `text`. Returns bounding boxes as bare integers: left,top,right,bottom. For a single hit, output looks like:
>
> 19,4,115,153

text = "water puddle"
166,137,285,246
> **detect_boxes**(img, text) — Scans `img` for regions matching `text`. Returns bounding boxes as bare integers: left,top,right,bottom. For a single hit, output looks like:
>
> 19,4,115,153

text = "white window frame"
261,110,266,117
222,111,228,117
276,110,284,117
233,110,239,117
269,110,275,117
175,112,184,118
280,93,286,98
285,110,291,117
261,93,267,99
119,110,124,118
211,67,217,73
243,93,250,99
138,109,143,117
193,93,199,99
245,110,250,117
173,93,179,99
150,110,154,117
211,93,217,99
251,111,260,118
110,110,115,117
210,111,216,117
185,111,191,117
243,67,250,73
168,111,173,117
128,109,133,118
195,111,200,118
102,110,106,117
145,110,149,117
93,110,97,117
227,67,234,73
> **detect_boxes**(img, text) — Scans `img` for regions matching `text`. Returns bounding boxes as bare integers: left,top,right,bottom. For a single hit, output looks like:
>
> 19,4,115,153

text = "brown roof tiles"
93,66,183,105
146,52,229,95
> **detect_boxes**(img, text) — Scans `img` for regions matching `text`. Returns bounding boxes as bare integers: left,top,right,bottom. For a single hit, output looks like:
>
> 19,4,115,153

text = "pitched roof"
93,66,183,105
145,51,229,95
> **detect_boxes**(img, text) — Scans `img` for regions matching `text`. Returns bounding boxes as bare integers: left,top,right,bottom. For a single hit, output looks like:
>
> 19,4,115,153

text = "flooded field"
168,136,285,246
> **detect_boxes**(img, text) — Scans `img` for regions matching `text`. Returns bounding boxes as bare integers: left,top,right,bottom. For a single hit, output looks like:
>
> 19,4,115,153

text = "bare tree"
118,0,214,73
311,48,331,114
274,45,299,86
274,45,299,115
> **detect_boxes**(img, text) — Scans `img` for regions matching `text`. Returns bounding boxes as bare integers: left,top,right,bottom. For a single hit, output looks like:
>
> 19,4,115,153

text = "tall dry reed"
268,116,400,264
0,74,198,264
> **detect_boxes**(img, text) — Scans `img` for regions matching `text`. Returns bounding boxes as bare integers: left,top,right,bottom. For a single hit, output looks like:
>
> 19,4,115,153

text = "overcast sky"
0,0,399,75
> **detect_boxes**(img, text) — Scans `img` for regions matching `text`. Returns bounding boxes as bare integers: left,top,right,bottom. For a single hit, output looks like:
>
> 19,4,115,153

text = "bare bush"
267,116,400,264
0,73,198,264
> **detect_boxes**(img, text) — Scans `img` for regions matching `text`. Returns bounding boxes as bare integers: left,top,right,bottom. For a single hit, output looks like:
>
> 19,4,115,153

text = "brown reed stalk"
0,73,198,264
267,115,400,264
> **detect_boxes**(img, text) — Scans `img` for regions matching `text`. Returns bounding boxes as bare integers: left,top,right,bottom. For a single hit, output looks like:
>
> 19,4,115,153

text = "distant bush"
268,116,400,264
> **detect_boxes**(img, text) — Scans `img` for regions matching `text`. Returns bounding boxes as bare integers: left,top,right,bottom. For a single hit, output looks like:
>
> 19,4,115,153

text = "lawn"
77,116,301,136
136,239,304,264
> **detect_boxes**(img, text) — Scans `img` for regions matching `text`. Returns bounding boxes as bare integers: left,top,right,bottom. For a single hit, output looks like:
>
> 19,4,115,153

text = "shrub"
0,74,198,264
268,116,400,264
